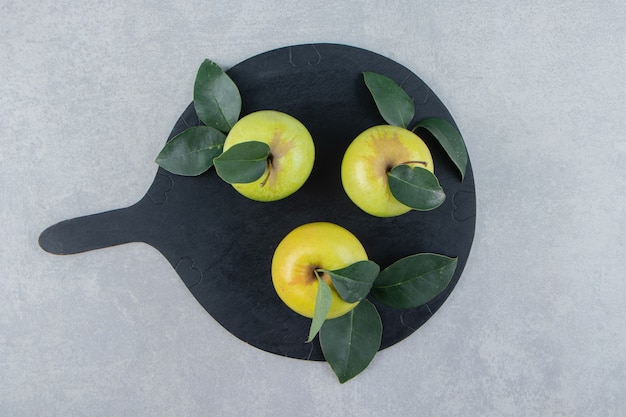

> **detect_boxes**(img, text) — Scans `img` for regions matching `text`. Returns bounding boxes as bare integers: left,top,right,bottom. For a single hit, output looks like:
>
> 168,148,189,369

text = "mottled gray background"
1,1,624,416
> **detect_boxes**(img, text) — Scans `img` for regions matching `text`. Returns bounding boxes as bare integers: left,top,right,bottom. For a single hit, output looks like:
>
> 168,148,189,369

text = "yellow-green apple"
221,110,314,201
341,125,434,217
271,222,369,319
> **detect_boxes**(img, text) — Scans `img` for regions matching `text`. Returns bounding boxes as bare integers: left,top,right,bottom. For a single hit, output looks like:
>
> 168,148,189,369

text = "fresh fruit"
217,110,315,202
271,222,369,319
341,124,434,217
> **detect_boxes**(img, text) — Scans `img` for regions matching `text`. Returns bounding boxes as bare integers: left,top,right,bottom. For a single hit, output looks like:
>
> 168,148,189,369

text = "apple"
271,222,369,319
221,110,315,201
341,125,434,217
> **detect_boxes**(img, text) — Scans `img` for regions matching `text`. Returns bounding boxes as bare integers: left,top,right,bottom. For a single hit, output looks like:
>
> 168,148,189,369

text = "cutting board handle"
38,203,148,255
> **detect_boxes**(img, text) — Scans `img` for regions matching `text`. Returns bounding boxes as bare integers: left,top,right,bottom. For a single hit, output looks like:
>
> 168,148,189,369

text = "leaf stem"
313,268,327,282
259,154,273,187
399,160,428,168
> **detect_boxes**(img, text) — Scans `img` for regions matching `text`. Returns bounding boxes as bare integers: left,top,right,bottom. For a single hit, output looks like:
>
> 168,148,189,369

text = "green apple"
271,222,369,319
221,110,315,202
341,125,434,217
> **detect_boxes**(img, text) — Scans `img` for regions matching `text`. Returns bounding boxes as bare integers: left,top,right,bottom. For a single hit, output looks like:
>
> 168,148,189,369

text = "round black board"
39,43,476,361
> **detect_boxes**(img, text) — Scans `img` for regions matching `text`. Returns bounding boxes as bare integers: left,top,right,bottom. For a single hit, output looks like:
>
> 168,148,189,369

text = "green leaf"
363,71,415,128
320,260,380,303
193,59,241,132
319,300,382,384
371,253,457,309
155,126,226,176
307,274,333,343
388,165,446,211
213,141,270,184
414,117,468,181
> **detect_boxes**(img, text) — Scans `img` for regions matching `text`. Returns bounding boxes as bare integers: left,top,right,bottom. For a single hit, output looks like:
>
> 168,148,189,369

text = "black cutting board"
39,43,476,361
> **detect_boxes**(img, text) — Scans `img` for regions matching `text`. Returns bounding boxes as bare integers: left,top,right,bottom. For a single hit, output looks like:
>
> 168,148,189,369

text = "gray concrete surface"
1,1,624,416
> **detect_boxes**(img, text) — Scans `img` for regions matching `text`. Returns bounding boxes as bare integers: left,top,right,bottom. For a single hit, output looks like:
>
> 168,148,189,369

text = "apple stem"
259,154,273,187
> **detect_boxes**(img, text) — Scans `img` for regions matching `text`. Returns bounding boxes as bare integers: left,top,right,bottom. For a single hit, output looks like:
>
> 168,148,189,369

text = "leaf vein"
376,265,452,289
